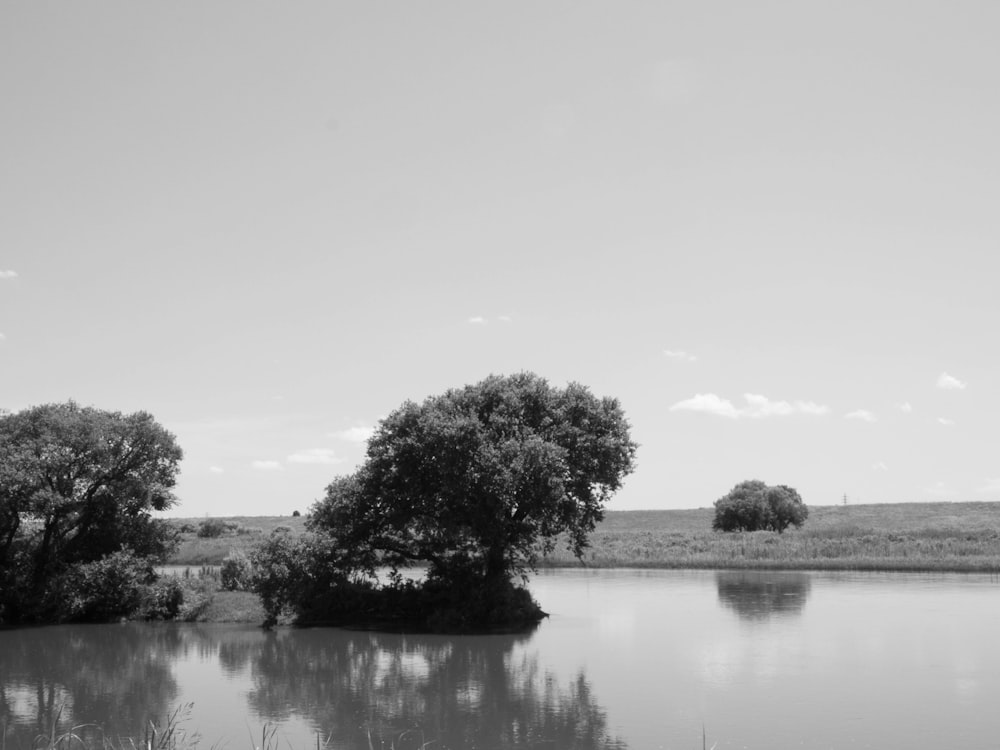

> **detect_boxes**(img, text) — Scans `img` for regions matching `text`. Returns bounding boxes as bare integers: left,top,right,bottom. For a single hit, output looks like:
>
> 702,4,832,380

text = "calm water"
2,569,999,750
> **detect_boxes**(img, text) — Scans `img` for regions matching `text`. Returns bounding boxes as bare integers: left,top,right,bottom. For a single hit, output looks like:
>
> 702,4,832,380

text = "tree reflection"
716,571,812,621
239,628,627,750
0,624,182,745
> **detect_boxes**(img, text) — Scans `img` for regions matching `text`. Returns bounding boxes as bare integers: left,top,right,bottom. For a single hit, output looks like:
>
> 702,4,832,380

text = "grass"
11,704,442,750
538,501,1000,572
164,516,307,566
162,501,1000,575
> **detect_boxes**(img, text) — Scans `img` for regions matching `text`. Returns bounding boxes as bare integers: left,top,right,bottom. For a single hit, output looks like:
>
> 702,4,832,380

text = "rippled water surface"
2,569,999,749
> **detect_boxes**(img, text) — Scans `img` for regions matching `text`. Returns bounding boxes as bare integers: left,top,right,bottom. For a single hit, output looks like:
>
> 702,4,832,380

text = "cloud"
330,425,375,443
897,402,913,413
209,466,225,474
663,349,697,362
0,332,5,341
467,316,486,324
251,460,283,471
0,270,17,279
498,315,512,323
670,393,740,418
936,372,967,390
669,393,830,419
287,448,342,465
845,409,877,423
937,417,955,426
872,461,889,471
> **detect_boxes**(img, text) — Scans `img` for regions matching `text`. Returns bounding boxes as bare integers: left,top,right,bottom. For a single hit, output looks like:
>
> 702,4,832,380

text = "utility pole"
843,493,847,506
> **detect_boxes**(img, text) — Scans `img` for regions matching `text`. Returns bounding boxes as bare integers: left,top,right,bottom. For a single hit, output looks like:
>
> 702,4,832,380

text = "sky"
2,1,999,517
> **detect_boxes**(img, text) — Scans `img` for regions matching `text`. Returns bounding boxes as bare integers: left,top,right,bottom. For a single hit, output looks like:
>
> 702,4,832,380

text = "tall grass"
538,502,1000,572
164,503,1000,573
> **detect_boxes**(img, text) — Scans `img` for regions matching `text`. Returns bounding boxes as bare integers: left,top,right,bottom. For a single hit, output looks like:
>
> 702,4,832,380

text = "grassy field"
540,501,1000,571
164,501,1000,573
164,515,308,565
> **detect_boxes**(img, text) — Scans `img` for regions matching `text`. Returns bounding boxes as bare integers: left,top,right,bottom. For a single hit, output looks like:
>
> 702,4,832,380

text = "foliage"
249,531,310,627
220,549,254,591
53,549,156,622
292,509,301,517
712,480,808,533
197,518,228,538
0,401,182,624
261,372,637,631
143,577,185,620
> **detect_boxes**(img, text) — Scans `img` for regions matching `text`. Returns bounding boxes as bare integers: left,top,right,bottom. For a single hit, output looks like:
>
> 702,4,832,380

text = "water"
2,569,999,749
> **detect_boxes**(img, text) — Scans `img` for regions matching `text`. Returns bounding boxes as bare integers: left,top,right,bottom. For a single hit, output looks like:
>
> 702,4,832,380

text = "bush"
713,480,808,533
292,510,301,517
197,519,228,538
142,577,185,620
220,549,254,591
55,550,156,622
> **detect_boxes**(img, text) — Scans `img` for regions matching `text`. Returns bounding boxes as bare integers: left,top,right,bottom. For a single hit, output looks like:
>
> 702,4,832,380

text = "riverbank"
164,501,1000,575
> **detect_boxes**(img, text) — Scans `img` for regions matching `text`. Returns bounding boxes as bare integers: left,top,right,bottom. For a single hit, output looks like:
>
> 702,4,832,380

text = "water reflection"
716,571,812,621
238,629,627,750
0,624,182,744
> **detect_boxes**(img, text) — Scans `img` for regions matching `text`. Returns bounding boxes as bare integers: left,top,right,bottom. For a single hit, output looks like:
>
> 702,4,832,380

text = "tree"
712,479,808,533
279,373,637,630
0,401,182,623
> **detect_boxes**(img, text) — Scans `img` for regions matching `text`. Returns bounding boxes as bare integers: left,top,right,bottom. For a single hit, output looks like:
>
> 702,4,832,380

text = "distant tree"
712,480,808,533
291,509,301,517
197,518,228,538
260,373,638,631
0,402,182,624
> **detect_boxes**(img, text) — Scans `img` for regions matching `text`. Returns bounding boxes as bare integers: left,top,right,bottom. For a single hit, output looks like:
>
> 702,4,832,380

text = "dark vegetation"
712,479,808,533
250,373,637,631
0,402,183,625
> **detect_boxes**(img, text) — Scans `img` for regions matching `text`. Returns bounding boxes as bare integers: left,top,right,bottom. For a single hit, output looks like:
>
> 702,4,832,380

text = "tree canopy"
0,402,182,623
259,373,637,630
712,479,808,533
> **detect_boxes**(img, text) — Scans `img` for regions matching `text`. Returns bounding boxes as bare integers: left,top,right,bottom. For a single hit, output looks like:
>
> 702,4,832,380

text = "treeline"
1,374,639,631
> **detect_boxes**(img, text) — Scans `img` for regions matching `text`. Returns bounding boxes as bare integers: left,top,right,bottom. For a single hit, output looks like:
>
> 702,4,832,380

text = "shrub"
55,550,156,622
143,577,185,620
197,519,228,538
292,510,301,517
713,480,808,533
220,549,254,591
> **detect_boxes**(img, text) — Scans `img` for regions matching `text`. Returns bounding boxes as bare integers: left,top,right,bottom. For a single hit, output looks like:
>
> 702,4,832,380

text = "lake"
2,569,999,750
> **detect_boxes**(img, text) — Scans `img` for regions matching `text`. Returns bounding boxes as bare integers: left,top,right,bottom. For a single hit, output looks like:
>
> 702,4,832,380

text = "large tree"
0,402,182,623
712,479,808,533
298,373,637,629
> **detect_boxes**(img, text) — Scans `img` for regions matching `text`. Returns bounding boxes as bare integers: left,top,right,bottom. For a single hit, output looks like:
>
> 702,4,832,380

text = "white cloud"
209,466,225,474
669,393,829,419
670,393,740,419
936,372,967,390
251,460,283,471
897,402,913,413
937,417,955,426
467,316,486,324
0,270,17,279
287,448,342,465
330,424,375,443
845,409,877,423
498,315,513,323
663,349,698,362
872,461,889,471
0,332,6,340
